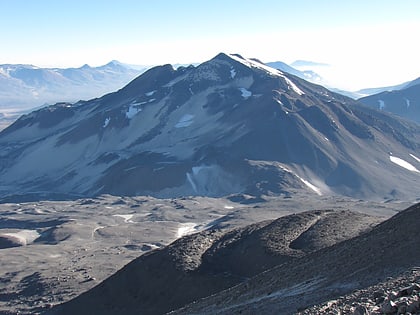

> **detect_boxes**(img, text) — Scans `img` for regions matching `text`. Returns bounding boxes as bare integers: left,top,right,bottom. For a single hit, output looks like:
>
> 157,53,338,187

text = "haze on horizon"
1,0,420,91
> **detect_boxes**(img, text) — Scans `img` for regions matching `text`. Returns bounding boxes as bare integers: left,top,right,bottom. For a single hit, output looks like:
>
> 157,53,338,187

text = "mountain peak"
210,52,288,79
103,60,125,69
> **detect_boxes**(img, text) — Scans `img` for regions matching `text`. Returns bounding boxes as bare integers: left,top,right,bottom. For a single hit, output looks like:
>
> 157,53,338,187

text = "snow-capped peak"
228,53,285,77
227,53,305,95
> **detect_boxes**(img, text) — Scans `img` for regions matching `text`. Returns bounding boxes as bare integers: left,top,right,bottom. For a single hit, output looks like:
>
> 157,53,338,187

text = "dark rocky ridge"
175,203,420,314
49,209,382,315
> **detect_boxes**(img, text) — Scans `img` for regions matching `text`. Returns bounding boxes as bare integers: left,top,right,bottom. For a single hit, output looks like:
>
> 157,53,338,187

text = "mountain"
47,208,383,315
0,61,146,130
0,53,419,200
358,81,420,124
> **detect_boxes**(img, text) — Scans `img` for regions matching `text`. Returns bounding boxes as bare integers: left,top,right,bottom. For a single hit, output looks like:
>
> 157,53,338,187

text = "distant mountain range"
0,61,147,108
1,53,419,201
265,61,323,83
0,61,146,130
356,77,420,96
358,78,420,124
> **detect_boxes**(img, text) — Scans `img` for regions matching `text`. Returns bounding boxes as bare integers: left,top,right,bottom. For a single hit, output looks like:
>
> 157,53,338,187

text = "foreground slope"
49,209,381,315
176,203,420,314
0,53,419,200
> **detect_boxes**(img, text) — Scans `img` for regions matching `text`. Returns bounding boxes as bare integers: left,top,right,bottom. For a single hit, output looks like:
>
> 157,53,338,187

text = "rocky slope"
48,209,382,315
175,202,420,314
0,53,419,200
298,268,420,314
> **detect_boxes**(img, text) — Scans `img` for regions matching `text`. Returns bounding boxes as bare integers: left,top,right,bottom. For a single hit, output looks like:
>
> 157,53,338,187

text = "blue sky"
1,0,420,89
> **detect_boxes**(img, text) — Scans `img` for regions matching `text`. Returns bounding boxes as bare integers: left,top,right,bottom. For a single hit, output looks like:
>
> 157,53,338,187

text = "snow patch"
176,223,198,238
145,90,156,96
186,173,197,192
131,101,148,106
2,230,40,245
378,100,385,110
143,243,160,250
410,154,420,163
103,117,110,128
175,114,194,128
49,254,62,258
284,76,305,95
187,166,210,192
277,165,322,195
113,214,134,223
224,205,234,209
228,54,304,95
126,105,141,119
298,177,323,196
228,54,283,77
239,87,252,99
405,98,411,108
230,67,236,79
390,155,419,173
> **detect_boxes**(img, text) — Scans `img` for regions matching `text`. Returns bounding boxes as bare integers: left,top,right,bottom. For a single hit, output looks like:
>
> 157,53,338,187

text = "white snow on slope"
2,230,40,245
113,214,134,223
230,67,236,79
103,117,110,128
228,54,304,95
186,172,197,192
390,155,419,173
297,176,323,196
126,105,141,119
186,166,211,192
275,164,322,195
239,87,252,99
410,154,420,163
405,98,411,108
378,100,385,110
145,90,157,96
228,54,282,76
176,223,198,238
284,76,305,95
175,114,194,128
